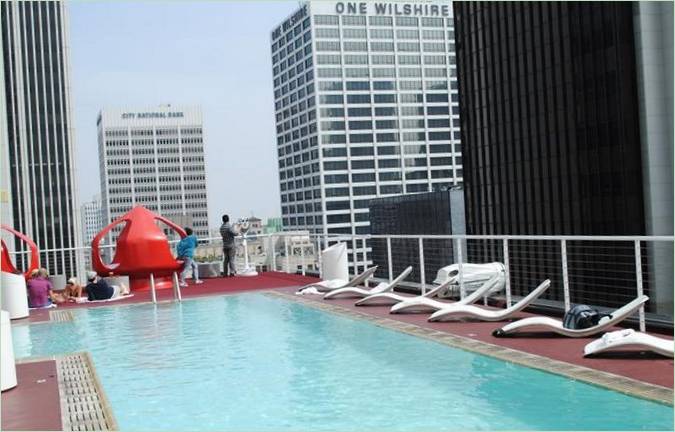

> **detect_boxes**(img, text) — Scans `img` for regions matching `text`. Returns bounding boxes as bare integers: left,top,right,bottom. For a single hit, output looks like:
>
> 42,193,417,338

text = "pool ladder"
148,272,182,304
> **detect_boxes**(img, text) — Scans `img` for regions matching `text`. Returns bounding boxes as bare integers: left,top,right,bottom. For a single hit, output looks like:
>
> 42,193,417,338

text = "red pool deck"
1,360,62,431
4,272,672,430
54,271,320,309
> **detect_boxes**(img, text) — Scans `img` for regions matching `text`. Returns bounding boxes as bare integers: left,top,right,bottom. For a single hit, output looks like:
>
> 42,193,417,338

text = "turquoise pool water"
12,293,673,430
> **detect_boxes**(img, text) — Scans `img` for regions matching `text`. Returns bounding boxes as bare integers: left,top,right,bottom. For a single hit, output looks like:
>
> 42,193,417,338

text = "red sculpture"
91,206,186,291
0,225,40,278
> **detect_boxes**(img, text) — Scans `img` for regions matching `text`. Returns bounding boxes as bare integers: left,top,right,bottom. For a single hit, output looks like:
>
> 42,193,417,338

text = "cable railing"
4,232,673,329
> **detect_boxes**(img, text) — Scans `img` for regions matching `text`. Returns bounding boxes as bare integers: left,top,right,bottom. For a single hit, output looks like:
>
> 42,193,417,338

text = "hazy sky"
69,1,298,230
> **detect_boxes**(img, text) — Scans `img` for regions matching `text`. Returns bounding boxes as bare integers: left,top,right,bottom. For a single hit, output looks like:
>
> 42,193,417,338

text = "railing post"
362,237,368,287
150,273,157,304
351,238,358,276
502,239,511,308
284,235,290,273
634,240,646,332
271,235,276,271
172,271,182,302
316,236,322,277
455,238,465,299
300,238,306,276
419,237,426,295
561,240,571,312
386,236,393,281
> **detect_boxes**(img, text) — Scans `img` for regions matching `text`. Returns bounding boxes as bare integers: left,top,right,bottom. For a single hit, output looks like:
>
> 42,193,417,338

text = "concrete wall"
633,2,674,316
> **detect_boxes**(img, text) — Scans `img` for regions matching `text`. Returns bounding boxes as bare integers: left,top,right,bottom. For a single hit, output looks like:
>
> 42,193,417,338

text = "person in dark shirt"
85,271,115,301
219,214,239,277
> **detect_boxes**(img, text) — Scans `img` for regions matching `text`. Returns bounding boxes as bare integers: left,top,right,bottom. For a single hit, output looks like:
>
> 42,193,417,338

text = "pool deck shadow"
5,272,673,430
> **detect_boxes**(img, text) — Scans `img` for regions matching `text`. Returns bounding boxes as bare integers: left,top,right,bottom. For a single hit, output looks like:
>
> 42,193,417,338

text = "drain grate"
56,353,118,431
50,310,74,322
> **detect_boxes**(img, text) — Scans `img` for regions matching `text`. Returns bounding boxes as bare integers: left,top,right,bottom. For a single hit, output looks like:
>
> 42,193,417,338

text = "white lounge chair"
323,266,412,299
389,274,504,314
428,279,551,322
433,262,506,298
354,276,455,306
584,329,674,358
493,295,649,338
296,266,378,294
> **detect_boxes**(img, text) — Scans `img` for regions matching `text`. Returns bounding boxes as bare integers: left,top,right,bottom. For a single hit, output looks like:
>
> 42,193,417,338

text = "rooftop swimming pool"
12,293,673,430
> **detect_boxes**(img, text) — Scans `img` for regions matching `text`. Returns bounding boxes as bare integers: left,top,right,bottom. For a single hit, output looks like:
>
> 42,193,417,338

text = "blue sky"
69,1,298,230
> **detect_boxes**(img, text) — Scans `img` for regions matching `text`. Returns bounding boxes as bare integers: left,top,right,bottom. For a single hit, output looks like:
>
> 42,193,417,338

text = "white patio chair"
324,266,412,299
389,273,505,314
355,276,455,306
428,279,551,322
583,329,674,358
493,295,649,337
296,266,378,294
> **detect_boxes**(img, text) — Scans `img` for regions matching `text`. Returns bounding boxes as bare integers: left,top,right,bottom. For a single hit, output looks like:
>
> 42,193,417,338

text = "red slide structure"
91,206,186,291
0,224,40,279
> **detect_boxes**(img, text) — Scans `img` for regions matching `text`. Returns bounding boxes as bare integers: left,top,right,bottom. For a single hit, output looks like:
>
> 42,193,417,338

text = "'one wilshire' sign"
334,2,450,16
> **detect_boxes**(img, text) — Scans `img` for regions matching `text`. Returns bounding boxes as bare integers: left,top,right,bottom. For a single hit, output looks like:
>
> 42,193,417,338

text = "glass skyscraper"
454,2,673,316
1,0,81,277
270,1,461,240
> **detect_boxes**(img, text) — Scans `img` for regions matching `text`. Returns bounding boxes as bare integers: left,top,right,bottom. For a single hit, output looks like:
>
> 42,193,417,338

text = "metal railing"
4,232,673,328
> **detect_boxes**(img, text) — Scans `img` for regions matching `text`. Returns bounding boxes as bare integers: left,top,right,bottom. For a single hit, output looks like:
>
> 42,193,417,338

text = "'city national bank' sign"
121,112,185,120
335,2,450,17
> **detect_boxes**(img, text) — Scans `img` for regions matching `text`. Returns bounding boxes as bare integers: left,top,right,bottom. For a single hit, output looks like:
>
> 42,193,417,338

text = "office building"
1,0,81,276
369,188,464,285
271,1,461,240
81,196,103,245
454,2,673,316
98,105,210,242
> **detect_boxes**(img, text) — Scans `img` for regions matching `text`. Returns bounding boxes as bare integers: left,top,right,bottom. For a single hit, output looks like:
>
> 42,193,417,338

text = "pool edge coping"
267,291,674,407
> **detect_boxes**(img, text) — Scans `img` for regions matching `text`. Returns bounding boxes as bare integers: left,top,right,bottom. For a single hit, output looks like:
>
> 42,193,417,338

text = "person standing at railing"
177,227,203,287
220,214,238,277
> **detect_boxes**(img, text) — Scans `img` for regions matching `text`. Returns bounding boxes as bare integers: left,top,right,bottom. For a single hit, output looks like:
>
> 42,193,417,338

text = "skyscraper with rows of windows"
97,105,210,243
270,1,461,240
1,0,81,277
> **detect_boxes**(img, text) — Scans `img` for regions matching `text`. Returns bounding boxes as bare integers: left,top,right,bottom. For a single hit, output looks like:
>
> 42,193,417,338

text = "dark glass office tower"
1,1,81,277
454,2,671,312
369,189,465,285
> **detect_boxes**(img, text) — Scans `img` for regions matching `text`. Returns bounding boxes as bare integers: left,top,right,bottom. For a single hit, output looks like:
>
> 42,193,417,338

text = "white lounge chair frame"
493,295,649,338
355,276,454,306
428,279,551,322
324,266,412,299
297,266,378,293
584,329,674,358
388,274,505,314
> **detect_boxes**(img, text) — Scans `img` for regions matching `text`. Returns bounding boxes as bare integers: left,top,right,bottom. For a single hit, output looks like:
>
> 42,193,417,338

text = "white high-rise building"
80,196,103,245
97,105,209,242
270,1,461,240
